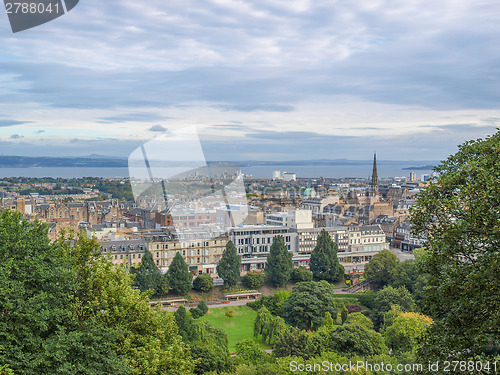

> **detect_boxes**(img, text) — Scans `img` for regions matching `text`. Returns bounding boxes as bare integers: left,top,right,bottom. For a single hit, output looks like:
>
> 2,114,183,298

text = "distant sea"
0,164,435,179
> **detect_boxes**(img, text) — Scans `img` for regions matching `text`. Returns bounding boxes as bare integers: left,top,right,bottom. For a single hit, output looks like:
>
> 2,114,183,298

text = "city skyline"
0,1,499,160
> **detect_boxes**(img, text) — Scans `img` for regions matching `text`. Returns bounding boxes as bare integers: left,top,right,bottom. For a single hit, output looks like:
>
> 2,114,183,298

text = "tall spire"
371,153,379,196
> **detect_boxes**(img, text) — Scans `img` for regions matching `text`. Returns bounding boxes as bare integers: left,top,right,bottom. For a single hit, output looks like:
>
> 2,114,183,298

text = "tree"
193,273,214,292
327,325,388,357
371,286,416,330
0,211,194,375
175,305,198,342
309,229,343,283
364,249,398,290
411,130,500,360
290,266,313,282
131,249,169,296
217,241,241,290
265,235,293,287
242,272,265,289
384,312,434,354
282,281,339,330
235,338,267,364
167,252,193,295
345,312,374,330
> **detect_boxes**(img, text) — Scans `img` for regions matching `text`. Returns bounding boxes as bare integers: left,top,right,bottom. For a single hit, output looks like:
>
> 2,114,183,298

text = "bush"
191,307,204,319
225,309,236,318
291,266,313,282
242,272,265,289
193,274,214,292
198,301,209,315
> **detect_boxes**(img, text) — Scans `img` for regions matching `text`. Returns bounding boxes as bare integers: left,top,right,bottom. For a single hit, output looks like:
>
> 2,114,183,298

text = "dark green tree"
290,266,313,282
174,305,198,342
411,130,500,360
131,249,169,296
371,286,416,330
216,241,241,290
327,325,388,357
265,235,293,287
309,229,343,283
192,273,214,292
282,281,339,330
364,249,398,290
242,272,265,289
167,252,193,295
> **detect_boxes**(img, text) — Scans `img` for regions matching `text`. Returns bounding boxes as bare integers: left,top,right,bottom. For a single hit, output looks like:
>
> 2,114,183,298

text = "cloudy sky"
0,0,499,161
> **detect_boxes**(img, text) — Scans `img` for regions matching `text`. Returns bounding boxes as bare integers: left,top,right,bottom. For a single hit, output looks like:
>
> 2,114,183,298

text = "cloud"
35,130,45,134
99,113,168,123
149,124,167,132
0,119,30,127
10,134,23,139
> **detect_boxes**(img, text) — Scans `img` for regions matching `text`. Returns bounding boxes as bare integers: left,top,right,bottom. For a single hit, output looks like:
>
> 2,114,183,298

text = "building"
272,171,282,180
409,172,417,182
265,209,313,229
283,172,297,182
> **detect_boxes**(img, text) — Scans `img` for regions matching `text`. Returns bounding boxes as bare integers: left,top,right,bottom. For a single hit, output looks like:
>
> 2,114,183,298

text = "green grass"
199,305,267,352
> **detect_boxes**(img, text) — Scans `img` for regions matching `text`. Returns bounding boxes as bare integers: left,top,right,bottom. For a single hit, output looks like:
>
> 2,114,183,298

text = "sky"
0,0,499,161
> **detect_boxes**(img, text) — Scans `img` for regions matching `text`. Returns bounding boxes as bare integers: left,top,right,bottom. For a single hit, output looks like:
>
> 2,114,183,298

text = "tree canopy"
167,252,193,295
309,229,344,283
265,235,293,287
411,130,500,360
131,249,169,296
0,211,194,375
364,249,398,290
216,241,241,289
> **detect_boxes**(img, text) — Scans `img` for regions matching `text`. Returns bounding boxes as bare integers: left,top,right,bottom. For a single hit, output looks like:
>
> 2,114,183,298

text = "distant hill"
0,156,128,168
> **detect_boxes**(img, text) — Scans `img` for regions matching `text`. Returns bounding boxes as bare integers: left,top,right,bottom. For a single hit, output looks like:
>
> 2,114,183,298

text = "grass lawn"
199,305,268,352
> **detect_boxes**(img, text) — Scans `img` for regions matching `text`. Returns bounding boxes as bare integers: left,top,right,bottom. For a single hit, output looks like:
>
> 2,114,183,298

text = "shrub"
242,272,265,289
225,309,236,318
193,274,214,292
191,307,204,319
291,266,313,282
197,300,209,315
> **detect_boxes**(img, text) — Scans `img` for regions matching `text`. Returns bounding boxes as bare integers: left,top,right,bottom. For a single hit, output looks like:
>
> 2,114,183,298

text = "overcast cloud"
0,0,498,160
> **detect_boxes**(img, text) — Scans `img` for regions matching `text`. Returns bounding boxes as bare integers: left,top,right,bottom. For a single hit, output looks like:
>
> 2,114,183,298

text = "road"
390,247,415,261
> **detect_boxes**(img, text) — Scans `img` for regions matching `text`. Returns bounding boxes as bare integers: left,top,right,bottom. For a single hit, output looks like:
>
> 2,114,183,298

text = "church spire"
371,153,379,196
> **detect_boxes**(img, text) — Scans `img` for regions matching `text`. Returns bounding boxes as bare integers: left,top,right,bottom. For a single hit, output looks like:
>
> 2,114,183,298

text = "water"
0,164,435,179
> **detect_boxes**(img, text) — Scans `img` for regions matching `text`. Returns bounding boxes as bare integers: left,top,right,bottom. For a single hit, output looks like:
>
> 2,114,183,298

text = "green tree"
411,131,500,360
282,281,339,330
309,229,344,283
364,249,398,290
371,286,416,330
167,252,193,295
0,211,194,375
327,325,388,357
384,312,434,354
345,312,374,330
235,338,267,364
290,266,313,282
193,273,214,292
174,305,198,342
242,272,265,289
265,235,293,287
217,241,241,290
131,249,169,296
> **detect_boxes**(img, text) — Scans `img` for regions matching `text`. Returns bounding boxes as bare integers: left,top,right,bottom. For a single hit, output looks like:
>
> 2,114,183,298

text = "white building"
272,170,282,180
266,209,313,230
283,172,297,181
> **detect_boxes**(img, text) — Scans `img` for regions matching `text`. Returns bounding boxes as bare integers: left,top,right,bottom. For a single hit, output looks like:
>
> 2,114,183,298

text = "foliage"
309,229,344,283
167,252,193,295
384,312,434,354
272,327,312,358
371,285,416,330
340,304,348,324
327,325,388,357
254,307,289,345
192,273,214,292
265,235,293,287
190,341,232,375
235,339,267,364
242,272,265,289
282,281,339,330
225,309,236,318
345,312,374,330
217,241,241,289
0,211,194,374
131,249,169,296
247,290,291,316
364,249,398,290
174,306,198,342
290,266,313,282
411,130,500,360
324,312,334,330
